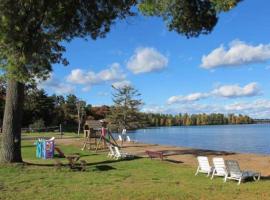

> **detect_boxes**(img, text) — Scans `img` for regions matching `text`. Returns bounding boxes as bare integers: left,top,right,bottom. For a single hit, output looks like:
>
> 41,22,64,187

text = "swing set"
81,120,118,151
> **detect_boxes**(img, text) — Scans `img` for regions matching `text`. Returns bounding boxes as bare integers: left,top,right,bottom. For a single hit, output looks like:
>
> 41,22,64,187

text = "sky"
40,0,270,119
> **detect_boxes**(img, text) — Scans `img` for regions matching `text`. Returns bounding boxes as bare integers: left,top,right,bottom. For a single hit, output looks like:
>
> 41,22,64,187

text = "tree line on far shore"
142,113,254,127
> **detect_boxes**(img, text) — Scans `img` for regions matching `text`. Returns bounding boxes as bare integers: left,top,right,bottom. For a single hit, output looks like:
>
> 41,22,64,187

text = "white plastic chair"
225,160,260,185
107,145,116,159
113,146,133,160
195,156,213,176
211,157,228,181
126,136,131,142
118,135,123,142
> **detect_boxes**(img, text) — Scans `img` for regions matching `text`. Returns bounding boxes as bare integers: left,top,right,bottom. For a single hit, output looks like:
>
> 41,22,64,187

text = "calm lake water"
127,124,270,155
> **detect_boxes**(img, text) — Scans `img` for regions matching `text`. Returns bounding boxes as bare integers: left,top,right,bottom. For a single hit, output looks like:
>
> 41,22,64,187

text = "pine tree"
107,85,143,130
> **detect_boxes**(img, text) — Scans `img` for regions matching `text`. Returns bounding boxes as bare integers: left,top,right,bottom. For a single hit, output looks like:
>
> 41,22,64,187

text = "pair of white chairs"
195,156,260,185
108,145,134,160
118,135,132,142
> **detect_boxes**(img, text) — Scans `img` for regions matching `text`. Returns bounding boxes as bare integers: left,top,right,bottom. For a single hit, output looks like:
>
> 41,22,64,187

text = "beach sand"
56,138,270,177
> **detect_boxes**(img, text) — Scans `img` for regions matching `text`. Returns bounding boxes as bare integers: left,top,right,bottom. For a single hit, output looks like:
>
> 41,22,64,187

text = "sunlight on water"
128,124,270,154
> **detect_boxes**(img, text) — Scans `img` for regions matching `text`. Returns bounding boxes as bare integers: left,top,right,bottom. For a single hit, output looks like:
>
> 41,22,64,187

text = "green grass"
0,141,270,200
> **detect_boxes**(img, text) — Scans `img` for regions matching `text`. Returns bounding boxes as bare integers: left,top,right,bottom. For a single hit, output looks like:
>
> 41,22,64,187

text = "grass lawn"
0,139,270,200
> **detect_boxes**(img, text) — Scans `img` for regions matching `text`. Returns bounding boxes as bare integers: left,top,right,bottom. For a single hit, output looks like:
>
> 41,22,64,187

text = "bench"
145,150,164,160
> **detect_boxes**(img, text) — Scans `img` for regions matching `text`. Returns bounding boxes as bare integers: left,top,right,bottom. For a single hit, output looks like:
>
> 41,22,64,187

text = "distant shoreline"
133,122,270,130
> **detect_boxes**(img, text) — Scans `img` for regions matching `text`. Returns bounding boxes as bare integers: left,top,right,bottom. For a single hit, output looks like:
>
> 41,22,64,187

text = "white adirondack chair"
225,160,260,185
211,157,228,181
126,136,131,142
107,145,116,159
195,156,213,176
113,146,133,160
126,135,138,143
118,135,123,142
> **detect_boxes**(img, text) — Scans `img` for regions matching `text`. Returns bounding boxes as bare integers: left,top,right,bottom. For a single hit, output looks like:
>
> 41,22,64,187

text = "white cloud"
224,99,270,118
67,63,126,85
265,65,270,70
212,82,261,98
127,47,168,74
167,93,209,104
82,86,91,92
112,80,131,89
142,104,218,115
167,82,261,105
38,74,74,95
201,40,270,69
97,92,109,97
98,63,126,81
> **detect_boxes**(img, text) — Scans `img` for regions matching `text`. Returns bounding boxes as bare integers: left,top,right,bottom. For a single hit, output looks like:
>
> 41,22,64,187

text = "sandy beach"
56,138,270,177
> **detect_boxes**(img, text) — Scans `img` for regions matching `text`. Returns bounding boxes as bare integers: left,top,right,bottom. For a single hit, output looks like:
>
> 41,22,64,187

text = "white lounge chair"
113,146,133,160
118,135,123,142
126,135,138,143
126,136,131,142
225,160,261,185
107,145,116,159
195,156,213,176
211,157,228,181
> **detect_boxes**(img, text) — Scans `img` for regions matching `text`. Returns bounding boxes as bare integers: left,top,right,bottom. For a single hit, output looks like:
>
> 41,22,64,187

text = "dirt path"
55,138,270,177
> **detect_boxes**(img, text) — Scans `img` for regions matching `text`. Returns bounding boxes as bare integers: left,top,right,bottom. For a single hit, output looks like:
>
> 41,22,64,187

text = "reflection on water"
127,124,270,154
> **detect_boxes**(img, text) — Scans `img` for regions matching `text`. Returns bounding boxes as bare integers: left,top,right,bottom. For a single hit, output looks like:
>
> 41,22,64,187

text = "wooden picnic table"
145,150,164,160
54,154,87,171
66,154,80,168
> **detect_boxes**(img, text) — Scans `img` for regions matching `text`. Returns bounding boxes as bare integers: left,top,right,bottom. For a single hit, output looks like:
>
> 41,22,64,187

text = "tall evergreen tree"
107,85,143,130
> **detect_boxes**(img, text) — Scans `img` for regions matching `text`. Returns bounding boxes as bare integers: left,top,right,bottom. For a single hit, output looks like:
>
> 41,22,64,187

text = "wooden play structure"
82,120,118,151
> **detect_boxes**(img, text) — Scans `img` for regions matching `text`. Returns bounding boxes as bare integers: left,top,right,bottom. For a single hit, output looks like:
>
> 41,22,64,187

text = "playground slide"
55,147,65,158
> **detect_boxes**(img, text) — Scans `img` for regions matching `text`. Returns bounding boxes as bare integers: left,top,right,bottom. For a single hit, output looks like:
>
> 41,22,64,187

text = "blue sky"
40,0,270,118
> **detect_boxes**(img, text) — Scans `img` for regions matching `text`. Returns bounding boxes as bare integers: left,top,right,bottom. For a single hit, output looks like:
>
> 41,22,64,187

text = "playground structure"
82,120,118,151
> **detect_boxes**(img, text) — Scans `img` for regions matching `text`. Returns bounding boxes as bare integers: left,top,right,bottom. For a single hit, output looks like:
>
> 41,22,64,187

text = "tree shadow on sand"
158,149,236,157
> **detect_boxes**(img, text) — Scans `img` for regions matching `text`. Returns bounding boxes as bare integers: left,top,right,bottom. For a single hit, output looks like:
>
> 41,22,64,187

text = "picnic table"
66,154,80,168
54,152,87,171
145,150,165,160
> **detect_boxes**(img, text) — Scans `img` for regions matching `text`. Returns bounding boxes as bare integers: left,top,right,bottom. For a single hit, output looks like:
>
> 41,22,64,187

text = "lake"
127,124,270,155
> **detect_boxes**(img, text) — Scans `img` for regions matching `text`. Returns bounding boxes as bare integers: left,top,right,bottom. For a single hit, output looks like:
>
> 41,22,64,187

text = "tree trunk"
0,79,24,163
77,108,80,136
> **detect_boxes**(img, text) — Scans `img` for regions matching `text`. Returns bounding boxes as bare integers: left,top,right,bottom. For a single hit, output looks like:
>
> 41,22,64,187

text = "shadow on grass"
158,149,236,157
164,159,183,164
260,176,270,181
21,145,35,148
23,156,142,168
94,165,116,171
53,153,92,159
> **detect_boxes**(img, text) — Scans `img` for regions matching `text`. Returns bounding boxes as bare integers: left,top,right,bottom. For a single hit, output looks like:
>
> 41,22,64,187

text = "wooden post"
60,124,63,139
